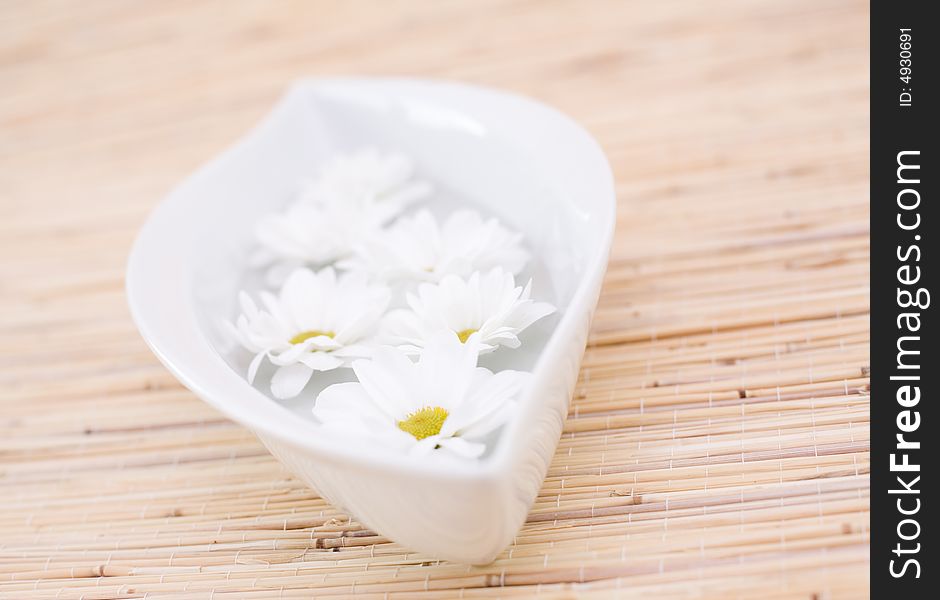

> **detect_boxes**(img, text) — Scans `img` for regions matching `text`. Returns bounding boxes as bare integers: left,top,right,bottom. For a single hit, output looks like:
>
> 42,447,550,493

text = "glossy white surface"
126,79,615,564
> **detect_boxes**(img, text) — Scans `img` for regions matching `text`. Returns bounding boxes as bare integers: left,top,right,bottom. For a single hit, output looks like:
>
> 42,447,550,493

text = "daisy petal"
352,347,420,415
297,351,344,372
239,291,259,319
507,299,556,331
331,343,376,359
270,363,314,399
454,400,516,441
436,436,485,459
314,382,395,423
444,369,528,437
417,332,479,405
247,351,266,384
410,436,443,456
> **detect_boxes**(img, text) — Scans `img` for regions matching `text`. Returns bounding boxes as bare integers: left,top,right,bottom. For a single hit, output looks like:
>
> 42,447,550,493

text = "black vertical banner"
872,0,935,596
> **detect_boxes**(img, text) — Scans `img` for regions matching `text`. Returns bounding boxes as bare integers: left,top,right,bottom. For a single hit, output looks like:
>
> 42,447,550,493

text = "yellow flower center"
289,330,335,345
456,328,478,343
397,406,449,440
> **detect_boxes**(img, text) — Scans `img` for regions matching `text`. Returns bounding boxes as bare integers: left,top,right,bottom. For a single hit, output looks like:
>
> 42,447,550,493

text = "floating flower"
228,267,390,399
383,268,556,354
312,334,528,459
253,150,431,280
253,200,393,282
340,209,529,283
299,149,431,209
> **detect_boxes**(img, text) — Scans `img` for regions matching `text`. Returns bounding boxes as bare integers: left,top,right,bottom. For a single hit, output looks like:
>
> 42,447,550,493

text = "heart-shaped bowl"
127,78,615,564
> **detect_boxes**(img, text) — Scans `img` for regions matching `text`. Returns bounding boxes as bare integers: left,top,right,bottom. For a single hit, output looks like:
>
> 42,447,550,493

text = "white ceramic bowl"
127,78,615,564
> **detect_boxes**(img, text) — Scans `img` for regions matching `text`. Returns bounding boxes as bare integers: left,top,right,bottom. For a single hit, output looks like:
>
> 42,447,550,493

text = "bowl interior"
129,79,614,471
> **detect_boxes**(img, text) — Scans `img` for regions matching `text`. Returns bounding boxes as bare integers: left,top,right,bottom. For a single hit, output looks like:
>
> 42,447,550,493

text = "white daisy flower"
339,209,529,283
228,267,390,399
253,200,398,282
299,148,431,209
253,149,431,280
383,268,556,354
313,333,528,459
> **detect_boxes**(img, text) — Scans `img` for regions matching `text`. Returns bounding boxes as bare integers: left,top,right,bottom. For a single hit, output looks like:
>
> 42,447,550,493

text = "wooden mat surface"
0,0,870,597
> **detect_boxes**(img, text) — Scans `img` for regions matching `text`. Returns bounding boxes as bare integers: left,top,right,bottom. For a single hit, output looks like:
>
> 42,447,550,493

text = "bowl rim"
126,77,616,480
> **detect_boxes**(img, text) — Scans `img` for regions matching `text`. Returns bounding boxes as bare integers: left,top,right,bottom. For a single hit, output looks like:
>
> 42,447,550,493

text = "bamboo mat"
0,0,869,598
